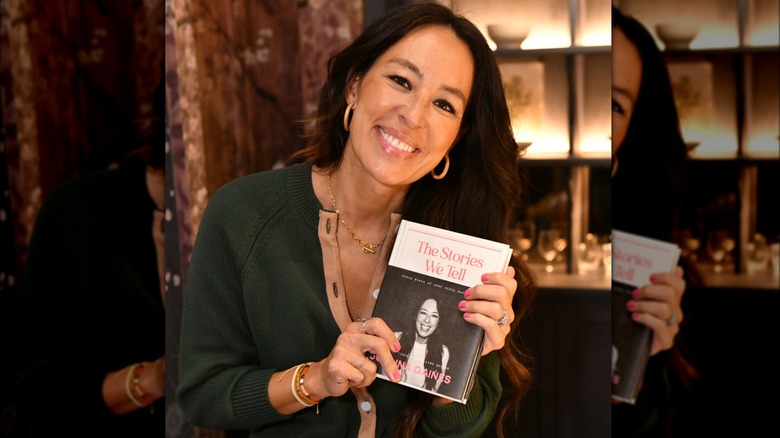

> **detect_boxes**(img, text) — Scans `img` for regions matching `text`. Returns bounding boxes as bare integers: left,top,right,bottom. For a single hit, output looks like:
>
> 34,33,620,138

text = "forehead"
420,299,438,310
375,25,474,94
612,28,642,96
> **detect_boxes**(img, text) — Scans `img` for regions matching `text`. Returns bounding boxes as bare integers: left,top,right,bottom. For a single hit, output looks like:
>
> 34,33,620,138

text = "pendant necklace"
327,172,385,254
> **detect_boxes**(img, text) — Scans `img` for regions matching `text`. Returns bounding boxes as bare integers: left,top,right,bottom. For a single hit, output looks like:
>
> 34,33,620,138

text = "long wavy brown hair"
292,3,537,437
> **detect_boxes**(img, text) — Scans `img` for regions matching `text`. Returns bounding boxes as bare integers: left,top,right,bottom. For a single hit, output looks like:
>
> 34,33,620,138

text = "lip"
376,126,419,155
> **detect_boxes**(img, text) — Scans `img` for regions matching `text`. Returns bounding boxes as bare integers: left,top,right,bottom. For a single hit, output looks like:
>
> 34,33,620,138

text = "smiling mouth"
379,127,416,153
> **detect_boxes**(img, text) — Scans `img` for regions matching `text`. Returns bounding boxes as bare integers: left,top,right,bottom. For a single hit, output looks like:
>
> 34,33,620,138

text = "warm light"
522,133,570,159
688,25,739,49
747,25,780,46
745,133,780,158
576,1,611,47
686,125,738,159
522,29,570,50
577,134,611,157
746,0,780,47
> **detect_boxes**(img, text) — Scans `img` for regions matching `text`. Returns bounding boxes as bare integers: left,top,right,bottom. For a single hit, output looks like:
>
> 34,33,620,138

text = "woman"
7,81,166,436
394,297,450,393
612,6,702,436
177,3,536,438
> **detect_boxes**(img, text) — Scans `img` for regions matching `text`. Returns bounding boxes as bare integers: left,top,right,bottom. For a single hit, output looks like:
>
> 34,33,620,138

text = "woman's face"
415,298,440,338
612,27,643,154
344,25,474,186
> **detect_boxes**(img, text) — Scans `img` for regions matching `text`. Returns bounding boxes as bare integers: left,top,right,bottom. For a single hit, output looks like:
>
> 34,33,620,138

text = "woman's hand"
459,266,517,356
305,318,402,400
628,266,686,356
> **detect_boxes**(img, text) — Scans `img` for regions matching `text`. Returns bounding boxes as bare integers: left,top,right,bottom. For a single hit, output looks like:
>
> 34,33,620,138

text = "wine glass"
706,229,734,274
537,229,561,273
510,221,536,261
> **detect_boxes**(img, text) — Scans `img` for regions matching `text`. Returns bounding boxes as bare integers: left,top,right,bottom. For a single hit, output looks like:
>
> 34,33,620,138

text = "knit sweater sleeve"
176,174,290,430
418,351,502,437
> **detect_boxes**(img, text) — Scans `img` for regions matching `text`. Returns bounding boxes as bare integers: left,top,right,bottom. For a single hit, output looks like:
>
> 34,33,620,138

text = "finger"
648,269,686,297
631,311,677,354
476,270,518,300
463,311,508,349
635,283,675,304
459,298,508,324
349,329,401,383
359,318,402,354
626,298,680,323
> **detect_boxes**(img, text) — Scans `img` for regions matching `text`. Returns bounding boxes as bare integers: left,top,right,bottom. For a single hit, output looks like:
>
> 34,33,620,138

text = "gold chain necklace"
327,172,385,254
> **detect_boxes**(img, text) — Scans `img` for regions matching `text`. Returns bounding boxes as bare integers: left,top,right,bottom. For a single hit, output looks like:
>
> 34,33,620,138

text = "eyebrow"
612,85,636,104
389,57,467,104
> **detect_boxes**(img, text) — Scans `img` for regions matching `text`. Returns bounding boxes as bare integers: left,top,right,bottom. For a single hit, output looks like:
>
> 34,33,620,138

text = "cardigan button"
361,401,372,413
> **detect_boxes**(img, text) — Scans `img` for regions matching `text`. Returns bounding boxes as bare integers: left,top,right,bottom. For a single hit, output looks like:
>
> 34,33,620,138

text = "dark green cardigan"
177,162,502,437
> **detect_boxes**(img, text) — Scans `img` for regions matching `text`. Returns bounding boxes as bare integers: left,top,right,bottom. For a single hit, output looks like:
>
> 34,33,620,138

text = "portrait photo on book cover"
373,268,480,400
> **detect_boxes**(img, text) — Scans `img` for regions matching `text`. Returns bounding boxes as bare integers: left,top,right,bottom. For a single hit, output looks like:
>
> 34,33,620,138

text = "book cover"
611,229,681,404
370,219,513,404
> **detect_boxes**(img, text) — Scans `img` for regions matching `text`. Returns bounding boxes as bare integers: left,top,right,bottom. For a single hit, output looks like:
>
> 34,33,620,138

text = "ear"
345,74,361,104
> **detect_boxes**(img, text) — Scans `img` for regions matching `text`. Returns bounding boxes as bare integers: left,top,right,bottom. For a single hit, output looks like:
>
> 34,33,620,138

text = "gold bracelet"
124,363,149,407
132,363,155,405
290,364,314,407
298,363,321,403
294,362,320,414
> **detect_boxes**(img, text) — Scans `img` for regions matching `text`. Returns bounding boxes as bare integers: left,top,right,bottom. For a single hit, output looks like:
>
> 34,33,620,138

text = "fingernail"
632,288,640,299
626,301,635,310
481,274,490,282
458,300,466,309
464,312,471,319
393,342,401,352
649,274,658,282
631,312,639,320
463,289,471,298
393,371,401,380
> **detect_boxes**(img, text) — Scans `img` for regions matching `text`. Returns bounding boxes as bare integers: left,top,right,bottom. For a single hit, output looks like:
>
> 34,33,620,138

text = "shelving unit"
618,0,779,282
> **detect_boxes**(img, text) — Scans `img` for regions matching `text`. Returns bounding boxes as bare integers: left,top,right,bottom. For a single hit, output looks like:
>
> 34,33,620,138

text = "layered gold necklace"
327,172,386,254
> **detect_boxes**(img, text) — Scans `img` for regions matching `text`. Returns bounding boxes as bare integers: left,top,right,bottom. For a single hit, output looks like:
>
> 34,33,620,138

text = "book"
611,229,681,404
369,219,513,404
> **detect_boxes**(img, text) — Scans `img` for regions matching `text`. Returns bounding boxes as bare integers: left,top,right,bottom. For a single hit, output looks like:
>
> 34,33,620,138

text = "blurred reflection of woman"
395,297,450,392
612,6,703,437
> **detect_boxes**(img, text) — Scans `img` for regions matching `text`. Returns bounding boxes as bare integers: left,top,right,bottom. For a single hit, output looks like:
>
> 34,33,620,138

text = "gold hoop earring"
430,154,450,180
343,102,355,132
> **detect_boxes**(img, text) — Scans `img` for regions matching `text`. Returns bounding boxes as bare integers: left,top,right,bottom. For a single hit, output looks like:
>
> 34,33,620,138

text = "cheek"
611,116,629,152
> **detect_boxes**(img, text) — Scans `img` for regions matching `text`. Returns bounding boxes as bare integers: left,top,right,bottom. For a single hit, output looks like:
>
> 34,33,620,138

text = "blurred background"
1,0,164,435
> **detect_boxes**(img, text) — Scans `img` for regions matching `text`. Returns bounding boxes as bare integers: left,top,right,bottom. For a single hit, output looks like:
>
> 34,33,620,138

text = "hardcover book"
370,219,513,404
611,229,681,404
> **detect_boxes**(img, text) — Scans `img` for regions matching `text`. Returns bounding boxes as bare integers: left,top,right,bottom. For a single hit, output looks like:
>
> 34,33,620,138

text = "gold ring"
355,355,369,370
360,318,370,334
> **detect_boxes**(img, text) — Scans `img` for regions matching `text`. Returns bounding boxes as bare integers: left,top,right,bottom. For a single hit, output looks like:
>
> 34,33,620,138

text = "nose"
400,94,428,128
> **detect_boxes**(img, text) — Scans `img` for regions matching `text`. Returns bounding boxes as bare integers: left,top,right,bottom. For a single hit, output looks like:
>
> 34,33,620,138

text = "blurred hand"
627,266,686,356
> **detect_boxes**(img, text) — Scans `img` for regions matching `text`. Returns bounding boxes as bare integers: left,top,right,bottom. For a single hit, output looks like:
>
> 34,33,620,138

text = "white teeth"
379,128,414,152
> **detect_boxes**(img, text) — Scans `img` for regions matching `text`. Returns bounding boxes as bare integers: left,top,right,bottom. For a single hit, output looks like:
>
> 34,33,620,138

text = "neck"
315,166,405,240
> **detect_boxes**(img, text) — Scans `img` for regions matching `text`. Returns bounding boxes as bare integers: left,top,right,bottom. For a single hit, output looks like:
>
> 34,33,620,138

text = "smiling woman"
176,3,537,438
393,297,450,393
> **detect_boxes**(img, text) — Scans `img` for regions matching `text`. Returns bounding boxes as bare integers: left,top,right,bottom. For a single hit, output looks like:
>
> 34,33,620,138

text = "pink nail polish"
393,370,401,380
649,274,658,282
458,300,466,309
631,312,639,320
481,274,490,282
463,289,471,298
463,312,471,319
393,342,401,352
626,301,634,310
632,289,640,299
